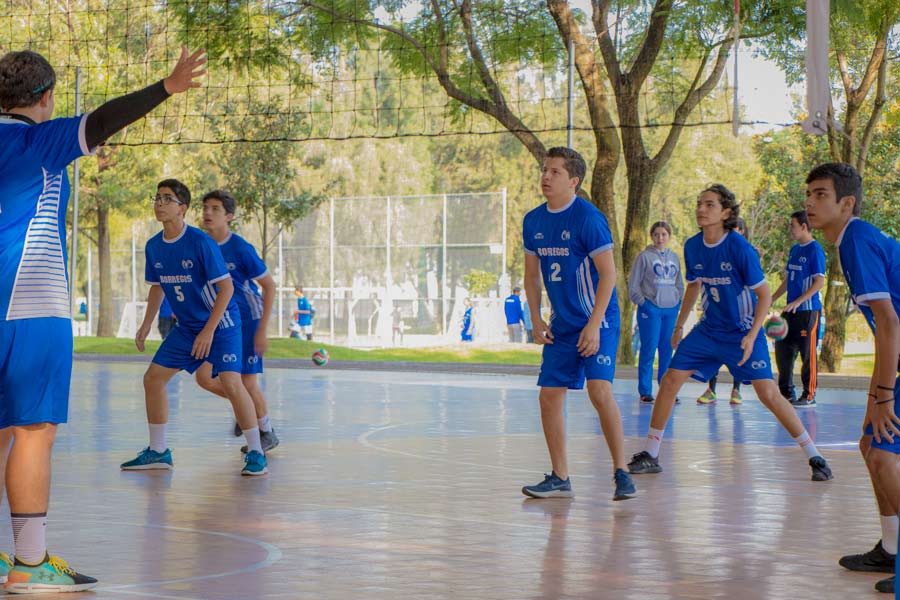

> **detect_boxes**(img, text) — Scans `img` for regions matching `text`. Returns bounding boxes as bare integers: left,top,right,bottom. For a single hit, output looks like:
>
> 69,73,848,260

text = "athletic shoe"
0,552,12,584
613,468,637,501
639,395,654,404
809,456,833,481
241,429,280,454
628,451,662,474
697,389,716,404
521,472,573,498
241,450,269,476
4,553,97,594
875,575,894,593
233,422,243,437
120,447,173,470
729,388,742,405
792,393,816,408
839,540,895,573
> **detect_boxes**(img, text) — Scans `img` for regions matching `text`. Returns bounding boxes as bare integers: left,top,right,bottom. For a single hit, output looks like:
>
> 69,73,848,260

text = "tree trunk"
819,252,849,371
96,205,114,337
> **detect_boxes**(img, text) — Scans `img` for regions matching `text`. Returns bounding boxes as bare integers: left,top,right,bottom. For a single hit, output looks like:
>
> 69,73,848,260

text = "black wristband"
878,385,895,391
875,398,895,405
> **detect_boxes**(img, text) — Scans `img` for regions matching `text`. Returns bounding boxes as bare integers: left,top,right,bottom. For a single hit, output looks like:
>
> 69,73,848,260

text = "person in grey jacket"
628,221,684,403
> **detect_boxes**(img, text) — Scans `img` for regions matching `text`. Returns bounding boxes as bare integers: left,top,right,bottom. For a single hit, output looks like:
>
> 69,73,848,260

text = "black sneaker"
233,422,242,437
628,451,662,474
792,392,816,408
241,429,280,454
809,456,833,481
639,395,654,404
875,575,894,593
839,540,896,573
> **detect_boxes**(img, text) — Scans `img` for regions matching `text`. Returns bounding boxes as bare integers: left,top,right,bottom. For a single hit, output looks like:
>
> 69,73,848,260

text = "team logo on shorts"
154,262,163,269
720,262,733,271
750,360,767,370
222,353,238,363
248,355,259,364
181,259,194,269
596,354,612,366
561,230,571,241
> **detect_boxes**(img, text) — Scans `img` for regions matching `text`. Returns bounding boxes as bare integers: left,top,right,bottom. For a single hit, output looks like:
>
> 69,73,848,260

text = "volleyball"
764,314,789,341
311,348,330,366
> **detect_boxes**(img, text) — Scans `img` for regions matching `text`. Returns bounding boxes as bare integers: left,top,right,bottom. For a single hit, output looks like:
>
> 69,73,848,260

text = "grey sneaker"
241,429,279,454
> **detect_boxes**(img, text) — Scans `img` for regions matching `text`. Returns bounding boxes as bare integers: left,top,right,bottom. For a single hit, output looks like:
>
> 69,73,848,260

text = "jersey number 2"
550,262,562,282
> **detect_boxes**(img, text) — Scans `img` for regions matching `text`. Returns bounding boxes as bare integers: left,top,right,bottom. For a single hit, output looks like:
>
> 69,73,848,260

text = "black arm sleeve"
84,80,170,149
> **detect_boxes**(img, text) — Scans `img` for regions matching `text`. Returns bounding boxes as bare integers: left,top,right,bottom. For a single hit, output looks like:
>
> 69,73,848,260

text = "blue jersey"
0,114,91,321
144,225,240,333
785,239,825,311
523,196,619,336
504,294,524,325
218,232,267,322
837,218,900,337
684,230,765,334
296,296,313,326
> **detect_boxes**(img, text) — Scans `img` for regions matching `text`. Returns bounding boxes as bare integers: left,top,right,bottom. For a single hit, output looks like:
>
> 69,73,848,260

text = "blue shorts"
152,324,242,375
240,318,263,375
669,325,773,383
865,375,900,455
0,318,72,427
537,326,619,389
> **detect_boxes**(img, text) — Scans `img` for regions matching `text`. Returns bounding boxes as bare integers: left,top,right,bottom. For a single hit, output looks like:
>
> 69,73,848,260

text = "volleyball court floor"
22,361,884,598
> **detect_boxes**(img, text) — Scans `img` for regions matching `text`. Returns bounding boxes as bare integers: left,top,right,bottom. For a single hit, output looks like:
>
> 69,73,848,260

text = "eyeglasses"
151,194,183,205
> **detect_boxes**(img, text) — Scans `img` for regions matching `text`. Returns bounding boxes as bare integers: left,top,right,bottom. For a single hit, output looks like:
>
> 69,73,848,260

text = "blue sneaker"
4,553,97,594
613,468,637,501
522,472,573,498
0,552,12,584
120,447,173,470
241,450,268,476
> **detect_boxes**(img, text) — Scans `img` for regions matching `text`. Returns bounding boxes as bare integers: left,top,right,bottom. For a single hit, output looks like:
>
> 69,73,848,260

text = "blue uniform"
145,225,242,374
523,196,620,388
785,239,826,311
296,296,313,326
461,307,474,342
670,230,772,383
504,294,524,325
0,113,91,427
838,218,900,454
218,232,267,375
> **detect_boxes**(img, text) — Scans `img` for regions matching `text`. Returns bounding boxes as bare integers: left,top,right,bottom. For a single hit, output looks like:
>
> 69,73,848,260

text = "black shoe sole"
628,465,663,475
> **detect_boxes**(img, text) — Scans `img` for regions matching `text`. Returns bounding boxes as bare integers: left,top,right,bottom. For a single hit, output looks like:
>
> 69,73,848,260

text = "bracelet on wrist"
875,397,894,405
878,384,895,391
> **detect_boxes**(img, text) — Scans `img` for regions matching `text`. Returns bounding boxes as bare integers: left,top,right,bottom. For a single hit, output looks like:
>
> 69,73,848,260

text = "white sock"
243,427,263,454
793,430,821,459
881,515,899,554
11,513,46,565
149,423,167,453
645,427,664,458
258,415,272,433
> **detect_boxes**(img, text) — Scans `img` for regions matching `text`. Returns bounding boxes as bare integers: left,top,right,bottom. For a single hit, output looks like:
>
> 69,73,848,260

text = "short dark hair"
547,147,586,189
805,162,862,216
734,217,749,240
790,209,811,230
202,189,236,216
649,221,672,237
0,50,56,110
157,178,191,210
700,183,739,230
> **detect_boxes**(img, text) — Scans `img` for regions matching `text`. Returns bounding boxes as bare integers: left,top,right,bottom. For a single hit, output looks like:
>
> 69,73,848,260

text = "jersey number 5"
550,262,562,282
173,285,185,302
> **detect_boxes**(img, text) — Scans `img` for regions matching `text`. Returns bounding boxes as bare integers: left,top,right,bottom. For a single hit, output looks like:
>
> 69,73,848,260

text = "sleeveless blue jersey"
523,196,619,336
144,225,240,333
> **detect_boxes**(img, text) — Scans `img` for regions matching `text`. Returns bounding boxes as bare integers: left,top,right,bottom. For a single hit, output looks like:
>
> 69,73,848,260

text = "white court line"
66,521,284,592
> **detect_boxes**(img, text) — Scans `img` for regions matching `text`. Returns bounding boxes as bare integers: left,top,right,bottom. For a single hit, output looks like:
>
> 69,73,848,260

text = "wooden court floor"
13,361,885,598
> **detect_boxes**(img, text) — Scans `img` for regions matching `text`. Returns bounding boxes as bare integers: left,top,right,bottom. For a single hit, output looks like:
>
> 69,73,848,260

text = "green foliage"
463,269,497,296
